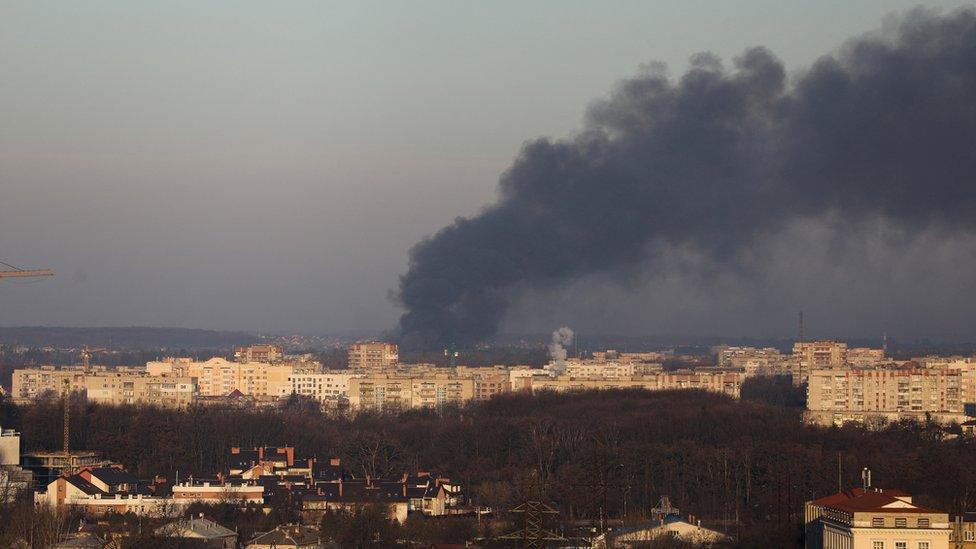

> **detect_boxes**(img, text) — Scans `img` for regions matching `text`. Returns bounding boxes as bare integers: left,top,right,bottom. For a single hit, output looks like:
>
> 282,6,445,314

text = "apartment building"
348,373,474,410
234,344,283,363
848,348,887,367
147,358,296,398
560,359,636,379
794,341,850,368
717,346,783,368
805,368,966,426
529,372,745,398
11,367,87,404
85,373,197,408
805,487,949,549
347,342,398,370
287,372,360,402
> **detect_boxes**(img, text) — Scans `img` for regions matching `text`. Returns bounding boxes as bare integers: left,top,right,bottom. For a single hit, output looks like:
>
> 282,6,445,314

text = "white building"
286,372,360,402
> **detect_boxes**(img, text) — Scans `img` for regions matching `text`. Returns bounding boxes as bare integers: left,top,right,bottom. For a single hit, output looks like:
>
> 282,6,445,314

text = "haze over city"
4,1,976,343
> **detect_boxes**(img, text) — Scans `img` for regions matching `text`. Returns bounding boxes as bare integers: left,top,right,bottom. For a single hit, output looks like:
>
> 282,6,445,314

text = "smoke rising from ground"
548,327,574,375
395,8,976,350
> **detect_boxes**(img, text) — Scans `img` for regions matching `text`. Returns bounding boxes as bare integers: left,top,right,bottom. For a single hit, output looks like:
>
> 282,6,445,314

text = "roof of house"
248,524,320,547
85,467,139,486
811,488,941,514
64,475,104,496
155,517,237,540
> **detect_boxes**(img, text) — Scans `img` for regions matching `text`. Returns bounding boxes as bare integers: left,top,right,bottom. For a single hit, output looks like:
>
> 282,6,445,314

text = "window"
918,542,929,549
894,542,906,549
873,542,884,549
873,517,885,527
967,531,975,541
917,517,929,528
895,517,907,528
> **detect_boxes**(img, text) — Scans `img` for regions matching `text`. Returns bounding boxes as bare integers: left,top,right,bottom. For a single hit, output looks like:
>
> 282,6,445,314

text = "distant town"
3,337,976,547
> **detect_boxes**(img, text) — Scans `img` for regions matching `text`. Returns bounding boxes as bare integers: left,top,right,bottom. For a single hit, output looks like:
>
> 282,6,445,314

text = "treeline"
3,386,976,547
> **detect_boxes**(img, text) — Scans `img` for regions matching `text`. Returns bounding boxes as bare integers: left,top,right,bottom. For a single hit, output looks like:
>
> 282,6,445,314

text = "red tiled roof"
812,488,939,514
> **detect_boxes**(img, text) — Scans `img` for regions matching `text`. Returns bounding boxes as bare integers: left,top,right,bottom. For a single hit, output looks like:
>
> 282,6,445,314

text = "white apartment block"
559,360,636,379
287,372,360,402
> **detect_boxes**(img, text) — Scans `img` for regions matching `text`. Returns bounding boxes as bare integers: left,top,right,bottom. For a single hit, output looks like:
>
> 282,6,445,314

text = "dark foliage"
5,388,976,546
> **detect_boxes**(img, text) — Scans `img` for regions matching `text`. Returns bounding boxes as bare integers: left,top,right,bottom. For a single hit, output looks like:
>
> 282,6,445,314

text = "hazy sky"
2,1,974,339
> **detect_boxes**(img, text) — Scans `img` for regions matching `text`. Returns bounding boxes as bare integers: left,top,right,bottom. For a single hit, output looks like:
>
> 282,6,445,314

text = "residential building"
287,372,359,403
347,342,398,370
0,424,20,466
148,358,298,399
848,348,887,367
155,516,238,548
347,373,474,411
529,372,745,399
717,346,783,369
85,373,196,408
246,524,322,549
595,517,730,547
805,368,966,426
43,473,172,517
11,366,87,404
235,344,284,363
171,480,265,505
804,486,949,549
794,341,850,368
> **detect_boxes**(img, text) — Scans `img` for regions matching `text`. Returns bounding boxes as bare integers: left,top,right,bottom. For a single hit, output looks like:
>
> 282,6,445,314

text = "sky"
2,1,975,340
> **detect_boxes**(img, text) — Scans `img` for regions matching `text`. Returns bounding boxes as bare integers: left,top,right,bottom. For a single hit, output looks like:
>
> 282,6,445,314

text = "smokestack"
394,9,976,350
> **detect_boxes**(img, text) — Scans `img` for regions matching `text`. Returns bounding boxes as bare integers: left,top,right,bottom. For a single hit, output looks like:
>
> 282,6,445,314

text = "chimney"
338,478,343,498
258,447,264,461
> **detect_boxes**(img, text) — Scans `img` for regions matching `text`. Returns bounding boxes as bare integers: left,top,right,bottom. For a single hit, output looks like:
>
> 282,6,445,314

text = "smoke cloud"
548,327,574,375
395,8,976,350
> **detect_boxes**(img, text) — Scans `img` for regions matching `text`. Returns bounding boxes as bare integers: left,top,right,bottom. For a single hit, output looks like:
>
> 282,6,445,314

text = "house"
77,466,140,494
805,486,950,549
155,515,238,548
43,473,173,517
246,524,322,549
301,479,410,524
595,517,729,547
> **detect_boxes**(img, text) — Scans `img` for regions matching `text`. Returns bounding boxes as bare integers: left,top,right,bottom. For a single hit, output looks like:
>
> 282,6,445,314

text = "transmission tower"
498,500,565,548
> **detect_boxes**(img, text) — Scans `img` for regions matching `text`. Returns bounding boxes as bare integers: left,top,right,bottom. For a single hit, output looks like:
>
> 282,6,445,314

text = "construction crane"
0,260,53,280
61,347,106,456
81,346,107,374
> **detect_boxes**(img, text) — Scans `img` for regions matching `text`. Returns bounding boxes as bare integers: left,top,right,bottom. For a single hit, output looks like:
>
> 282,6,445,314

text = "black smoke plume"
396,9,976,350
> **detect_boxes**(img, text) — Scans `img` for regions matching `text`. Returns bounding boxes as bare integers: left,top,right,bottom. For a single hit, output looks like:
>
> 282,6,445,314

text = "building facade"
805,368,966,426
85,373,197,408
347,342,399,370
805,487,950,549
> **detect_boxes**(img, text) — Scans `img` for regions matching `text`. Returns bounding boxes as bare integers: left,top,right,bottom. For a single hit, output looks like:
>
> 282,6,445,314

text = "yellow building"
348,373,474,410
11,366,88,404
805,487,949,549
85,373,197,408
147,358,297,398
347,342,399,370
805,368,966,426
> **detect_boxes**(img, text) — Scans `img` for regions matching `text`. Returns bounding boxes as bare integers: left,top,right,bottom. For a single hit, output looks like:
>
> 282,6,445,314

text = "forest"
1,378,974,547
